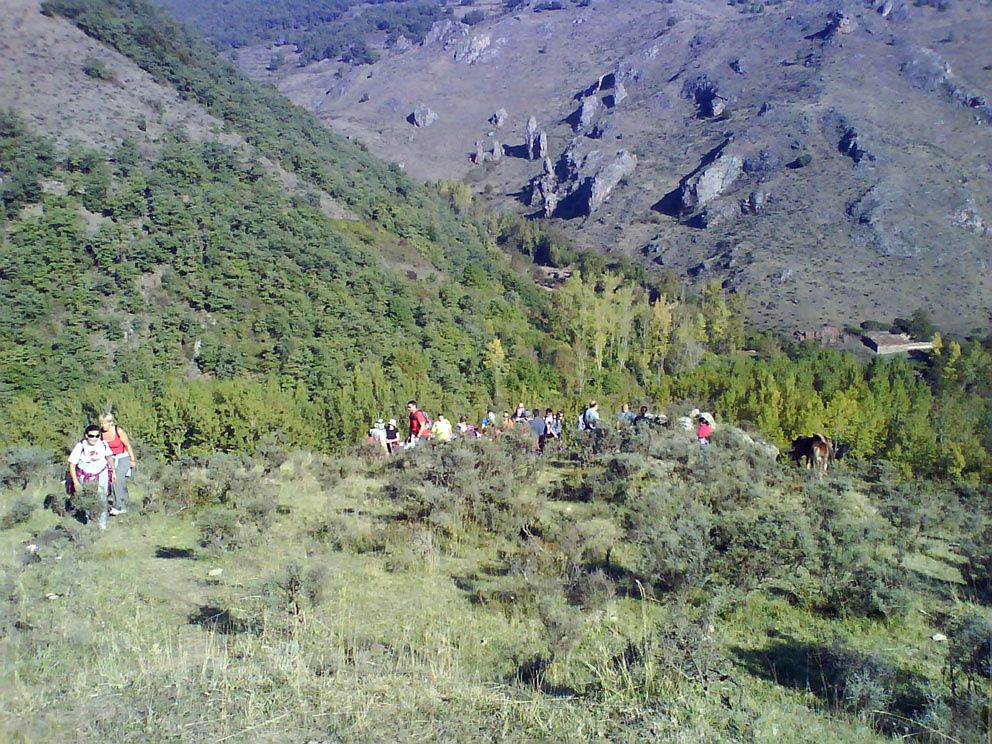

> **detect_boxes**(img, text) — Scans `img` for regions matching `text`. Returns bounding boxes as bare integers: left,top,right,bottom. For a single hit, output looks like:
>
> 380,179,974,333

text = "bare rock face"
423,20,494,64
952,198,988,235
680,152,744,214
575,96,599,131
491,140,502,162
605,81,627,108
525,116,548,160
489,108,508,128
588,150,636,213
826,111,876,164
866,0,912,20
409,104,438,127
531,142,634,218
847,184,920,257
740,190,768,215
902,48,992,125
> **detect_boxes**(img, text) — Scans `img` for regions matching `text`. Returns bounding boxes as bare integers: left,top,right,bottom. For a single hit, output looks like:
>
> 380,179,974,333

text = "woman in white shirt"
68,425,116,530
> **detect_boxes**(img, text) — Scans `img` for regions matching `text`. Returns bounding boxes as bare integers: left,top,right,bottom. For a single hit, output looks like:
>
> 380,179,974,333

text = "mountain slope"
243,0,992,334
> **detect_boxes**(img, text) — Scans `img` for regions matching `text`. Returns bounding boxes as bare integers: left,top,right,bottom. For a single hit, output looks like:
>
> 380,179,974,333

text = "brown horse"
790,434,833,472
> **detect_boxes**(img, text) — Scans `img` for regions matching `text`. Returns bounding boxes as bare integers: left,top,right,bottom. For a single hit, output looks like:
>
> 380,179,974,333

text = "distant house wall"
862,332,934,355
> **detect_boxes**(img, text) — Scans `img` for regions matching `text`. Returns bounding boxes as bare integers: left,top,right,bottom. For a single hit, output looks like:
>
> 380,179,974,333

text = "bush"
626,483,714,593
946,611,992,693
383,438,540,538
2,496,37,529
0,447,56,490
461,9,485,24
960,522,992,603
81,55,115,81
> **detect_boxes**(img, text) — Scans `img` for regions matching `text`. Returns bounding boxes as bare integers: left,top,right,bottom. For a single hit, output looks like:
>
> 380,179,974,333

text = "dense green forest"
151,0,446,64
0,0,986,482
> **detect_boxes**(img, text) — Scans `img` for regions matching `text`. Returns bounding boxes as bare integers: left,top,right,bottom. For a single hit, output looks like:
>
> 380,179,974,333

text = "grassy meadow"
1,423,989,743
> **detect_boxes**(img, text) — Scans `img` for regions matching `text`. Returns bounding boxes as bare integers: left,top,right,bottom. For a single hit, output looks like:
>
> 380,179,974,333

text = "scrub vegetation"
1,429,989,742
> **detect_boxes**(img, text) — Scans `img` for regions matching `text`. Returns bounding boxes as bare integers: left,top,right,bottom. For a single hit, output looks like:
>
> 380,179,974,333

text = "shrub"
383,438,541,538
946,611,992,693
960,522,992,603
626,483,714,593
2,496,37,529
81,56,115,81
0,447,56,490
264,561,327,620
461,9,485,24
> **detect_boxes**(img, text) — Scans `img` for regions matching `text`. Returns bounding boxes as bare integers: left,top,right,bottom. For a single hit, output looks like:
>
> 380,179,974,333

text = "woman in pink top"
696,415,713,446
99,413,137,516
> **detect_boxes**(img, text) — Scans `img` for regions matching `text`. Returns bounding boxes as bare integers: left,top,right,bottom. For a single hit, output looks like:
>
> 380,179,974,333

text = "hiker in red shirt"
407,400,431,447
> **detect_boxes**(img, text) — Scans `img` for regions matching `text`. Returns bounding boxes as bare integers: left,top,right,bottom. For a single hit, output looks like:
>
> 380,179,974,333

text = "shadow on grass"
733,636,929,736
155,546,196,559
511,656,578,698
188,605,259,635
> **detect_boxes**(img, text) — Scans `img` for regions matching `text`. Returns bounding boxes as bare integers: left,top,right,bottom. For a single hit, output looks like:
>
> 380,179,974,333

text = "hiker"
480,411,497,436
369,419,388,452
634,405,651,426
407,400,431,446
68,424,116,530
456,415,478,438
500,411,514,432
549,410,564,439
513,403,529,422
581,401,600,431
581,401,604,453
618,403,635,429
529,408,547,452
540,408,557,451
98,412,136,517
385,419,401,454
433,414,453,442
697,413,714,446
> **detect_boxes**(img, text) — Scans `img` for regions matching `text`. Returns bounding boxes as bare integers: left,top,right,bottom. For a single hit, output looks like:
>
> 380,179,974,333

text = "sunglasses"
86,433,101,438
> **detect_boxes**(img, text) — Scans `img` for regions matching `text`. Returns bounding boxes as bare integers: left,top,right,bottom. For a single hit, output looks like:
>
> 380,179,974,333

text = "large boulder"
525,116,548,160
680,152,743,214
409,104,438,127
588,150,636,213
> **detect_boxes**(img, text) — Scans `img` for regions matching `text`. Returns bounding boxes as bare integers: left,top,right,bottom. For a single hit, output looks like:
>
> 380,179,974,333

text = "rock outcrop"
530,142,635,218
489,108,508,128
680,151,743,214
902,48,992,125
575,97,599,131
525,116,548,160
588,150,636,213
409,104,438,127
681,75,724,118
605,82,627,109
423,20,498,64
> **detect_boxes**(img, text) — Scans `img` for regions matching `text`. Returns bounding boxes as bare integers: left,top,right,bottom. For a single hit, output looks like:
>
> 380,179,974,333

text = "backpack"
416,410,432,437
577,413,587,431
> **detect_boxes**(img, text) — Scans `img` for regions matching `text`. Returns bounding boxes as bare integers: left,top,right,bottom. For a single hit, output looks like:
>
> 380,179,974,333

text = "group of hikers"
63,402,714,531
367,399,717,455
66,413,136,530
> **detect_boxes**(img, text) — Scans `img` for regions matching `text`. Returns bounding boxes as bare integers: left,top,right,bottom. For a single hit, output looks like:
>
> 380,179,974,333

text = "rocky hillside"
239,0,992,334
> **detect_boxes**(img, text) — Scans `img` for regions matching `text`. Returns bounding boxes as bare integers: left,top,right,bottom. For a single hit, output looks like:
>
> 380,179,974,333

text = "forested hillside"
0,0,988,482
152,0,445,64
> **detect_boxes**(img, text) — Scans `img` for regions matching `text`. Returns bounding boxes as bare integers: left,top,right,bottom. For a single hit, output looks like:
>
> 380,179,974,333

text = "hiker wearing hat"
697,413,714,446
369,419,388,452
384,419,401,454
